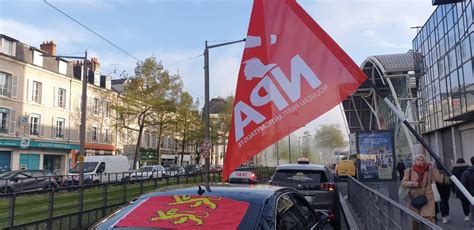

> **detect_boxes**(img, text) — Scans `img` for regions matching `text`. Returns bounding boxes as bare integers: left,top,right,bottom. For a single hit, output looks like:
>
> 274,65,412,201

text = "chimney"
40,41,56,55
91,57,100,72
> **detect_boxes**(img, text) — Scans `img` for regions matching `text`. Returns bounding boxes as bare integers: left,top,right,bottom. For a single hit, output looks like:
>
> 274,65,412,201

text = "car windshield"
138,167,153,172
0,171,19,179
70,162,98,173
273,169,328,184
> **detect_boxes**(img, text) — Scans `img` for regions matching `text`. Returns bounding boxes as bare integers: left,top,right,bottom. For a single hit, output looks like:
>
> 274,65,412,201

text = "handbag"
432,182,441,202
410,170,430,209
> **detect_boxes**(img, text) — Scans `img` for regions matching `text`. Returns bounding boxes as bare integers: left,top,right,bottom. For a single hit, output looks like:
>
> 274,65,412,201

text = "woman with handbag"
401,154,442,228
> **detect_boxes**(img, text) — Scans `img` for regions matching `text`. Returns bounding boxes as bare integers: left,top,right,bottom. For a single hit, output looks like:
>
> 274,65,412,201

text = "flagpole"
368,81,474,205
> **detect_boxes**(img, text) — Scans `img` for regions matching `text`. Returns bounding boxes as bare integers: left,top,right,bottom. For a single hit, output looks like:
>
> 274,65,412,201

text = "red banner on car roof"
114,195,249,229
223,0,367,181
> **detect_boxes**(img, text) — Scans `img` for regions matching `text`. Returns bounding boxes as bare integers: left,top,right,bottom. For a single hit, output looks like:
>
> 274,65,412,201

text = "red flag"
223,0,367,181
114,195,249,229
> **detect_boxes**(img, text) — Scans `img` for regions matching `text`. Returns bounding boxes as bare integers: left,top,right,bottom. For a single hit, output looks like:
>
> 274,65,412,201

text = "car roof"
141,184,293,205
276,163,327,171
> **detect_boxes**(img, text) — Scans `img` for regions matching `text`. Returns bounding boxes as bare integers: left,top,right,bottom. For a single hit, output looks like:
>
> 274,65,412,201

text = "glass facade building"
413,1,474,165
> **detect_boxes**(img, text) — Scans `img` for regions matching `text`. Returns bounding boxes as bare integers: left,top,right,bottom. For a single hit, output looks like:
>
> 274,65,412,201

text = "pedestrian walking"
452,158,470,221
401,154,442,229
435,171,451,223
397,159,406,181
461,156,474,227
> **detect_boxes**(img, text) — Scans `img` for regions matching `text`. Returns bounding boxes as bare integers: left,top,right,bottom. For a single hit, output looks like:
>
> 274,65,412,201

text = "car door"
13,172,33,191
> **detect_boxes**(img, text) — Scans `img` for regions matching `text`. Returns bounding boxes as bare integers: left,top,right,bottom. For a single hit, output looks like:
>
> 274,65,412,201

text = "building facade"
413,1,474,169
0,34,118,174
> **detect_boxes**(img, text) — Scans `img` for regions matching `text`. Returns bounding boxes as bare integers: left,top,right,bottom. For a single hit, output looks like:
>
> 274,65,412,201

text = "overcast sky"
0,0,436,137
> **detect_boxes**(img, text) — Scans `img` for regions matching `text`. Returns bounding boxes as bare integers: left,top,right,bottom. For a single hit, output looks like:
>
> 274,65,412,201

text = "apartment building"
0,34,117,174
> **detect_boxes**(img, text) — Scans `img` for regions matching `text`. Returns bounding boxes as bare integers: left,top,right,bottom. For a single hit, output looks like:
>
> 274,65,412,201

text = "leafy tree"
314,124,348,163
174,92,200,166
112,57,182,169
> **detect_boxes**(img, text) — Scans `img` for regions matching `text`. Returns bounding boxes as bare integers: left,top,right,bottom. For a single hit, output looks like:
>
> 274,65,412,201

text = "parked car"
184,164,201,174
165,165,185,176
268,161,341,229
67,156,130,185
90,184,328,229
0,170,59,193
130,165,166,180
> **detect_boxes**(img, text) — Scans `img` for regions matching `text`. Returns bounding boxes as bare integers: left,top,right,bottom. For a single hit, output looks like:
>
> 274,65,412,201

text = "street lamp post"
44,50,88,186
203,39,245,182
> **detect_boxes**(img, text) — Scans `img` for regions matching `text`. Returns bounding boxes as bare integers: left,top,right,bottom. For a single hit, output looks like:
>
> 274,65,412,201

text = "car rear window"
273,169,328,183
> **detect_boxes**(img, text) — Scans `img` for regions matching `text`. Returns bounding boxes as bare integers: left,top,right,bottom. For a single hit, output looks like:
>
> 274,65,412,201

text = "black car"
184,164,201,174
268,163,341,229
0,170,59,193
91,184,327,229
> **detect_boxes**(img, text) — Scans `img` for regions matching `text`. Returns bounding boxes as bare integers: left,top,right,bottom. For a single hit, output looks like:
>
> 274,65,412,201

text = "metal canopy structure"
342,52,420,157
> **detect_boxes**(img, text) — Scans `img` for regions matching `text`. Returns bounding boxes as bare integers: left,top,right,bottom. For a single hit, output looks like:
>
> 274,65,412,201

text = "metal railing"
0,167,275,230
347,176,441,230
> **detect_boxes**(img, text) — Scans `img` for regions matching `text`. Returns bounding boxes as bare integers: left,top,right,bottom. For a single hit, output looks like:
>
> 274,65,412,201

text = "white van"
68,156,130,184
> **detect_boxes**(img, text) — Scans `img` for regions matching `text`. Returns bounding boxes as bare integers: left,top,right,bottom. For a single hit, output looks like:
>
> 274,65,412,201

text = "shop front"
0,138,79,174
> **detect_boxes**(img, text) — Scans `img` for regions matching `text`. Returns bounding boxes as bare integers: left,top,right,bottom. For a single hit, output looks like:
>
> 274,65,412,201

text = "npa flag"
223,0,367,180
114,195,249,229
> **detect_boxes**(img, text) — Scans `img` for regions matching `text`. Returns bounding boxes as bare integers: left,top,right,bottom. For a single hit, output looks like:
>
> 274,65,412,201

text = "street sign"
201,139,212,158
20,137,30,149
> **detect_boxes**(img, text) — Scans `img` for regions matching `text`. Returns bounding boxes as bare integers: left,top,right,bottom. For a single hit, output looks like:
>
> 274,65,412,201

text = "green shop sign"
140,151,159,161
0,139,80,150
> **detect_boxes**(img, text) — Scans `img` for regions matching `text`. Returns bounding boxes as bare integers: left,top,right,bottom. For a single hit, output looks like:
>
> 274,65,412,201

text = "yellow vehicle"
335,160,356,178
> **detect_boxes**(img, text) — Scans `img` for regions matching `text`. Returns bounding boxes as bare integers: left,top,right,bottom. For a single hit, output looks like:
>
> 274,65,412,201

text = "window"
145,132,150,148
30,114,40,136
0,109,8,133
56,118,65,138
1,39,14,56
104,128,110,143
57,88,66,108
93,98,99,115
58,60,67,75
0,72,16,98
0,72,11,97
290,194,318,229
33,50,43,67
92,126,98,141
104,101,110,117
276,194,305,230
32,81,42,103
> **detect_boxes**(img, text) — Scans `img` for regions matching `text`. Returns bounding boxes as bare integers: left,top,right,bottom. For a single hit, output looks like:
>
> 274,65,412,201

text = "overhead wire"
43,0,142,63
43,0,204,101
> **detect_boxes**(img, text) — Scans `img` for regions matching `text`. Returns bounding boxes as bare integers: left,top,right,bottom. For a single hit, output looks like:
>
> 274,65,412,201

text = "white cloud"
0,19,90,52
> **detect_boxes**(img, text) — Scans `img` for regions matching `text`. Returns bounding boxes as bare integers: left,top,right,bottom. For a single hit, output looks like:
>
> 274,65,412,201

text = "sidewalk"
436,197,472,230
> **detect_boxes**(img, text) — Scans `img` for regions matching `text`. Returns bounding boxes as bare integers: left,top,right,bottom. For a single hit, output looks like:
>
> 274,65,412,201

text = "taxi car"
268,158,341,229
228,170,257,184
91,184,327,229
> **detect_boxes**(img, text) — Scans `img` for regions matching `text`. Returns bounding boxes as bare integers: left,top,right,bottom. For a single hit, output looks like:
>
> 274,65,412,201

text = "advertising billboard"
356,131,396,182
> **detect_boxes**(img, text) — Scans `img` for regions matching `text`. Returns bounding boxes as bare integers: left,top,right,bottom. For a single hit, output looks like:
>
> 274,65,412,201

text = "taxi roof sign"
297,157,309,164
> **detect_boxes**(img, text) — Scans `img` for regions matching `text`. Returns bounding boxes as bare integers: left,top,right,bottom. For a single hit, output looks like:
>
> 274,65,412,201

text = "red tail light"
320,183,336,191
251,173,256,179
328,211,336,220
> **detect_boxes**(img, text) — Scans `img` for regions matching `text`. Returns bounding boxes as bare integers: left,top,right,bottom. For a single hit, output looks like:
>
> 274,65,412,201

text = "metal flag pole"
368,81,474,205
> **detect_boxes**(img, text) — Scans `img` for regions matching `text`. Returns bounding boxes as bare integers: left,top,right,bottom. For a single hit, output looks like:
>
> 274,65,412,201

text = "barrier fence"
0,167,275,230
347,176,442,230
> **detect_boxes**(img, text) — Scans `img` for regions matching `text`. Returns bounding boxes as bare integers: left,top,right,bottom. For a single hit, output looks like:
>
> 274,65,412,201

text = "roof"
276,164,326,171
363,52,414,73
141,184,290,205
209,98,226,114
